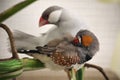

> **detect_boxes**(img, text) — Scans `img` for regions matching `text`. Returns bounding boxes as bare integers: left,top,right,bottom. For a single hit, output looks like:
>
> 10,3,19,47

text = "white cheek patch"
48,10,62,23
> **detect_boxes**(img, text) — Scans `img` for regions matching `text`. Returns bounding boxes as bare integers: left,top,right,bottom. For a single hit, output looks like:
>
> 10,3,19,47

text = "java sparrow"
19,30,99,70
39,6,87,43
13,5,87,51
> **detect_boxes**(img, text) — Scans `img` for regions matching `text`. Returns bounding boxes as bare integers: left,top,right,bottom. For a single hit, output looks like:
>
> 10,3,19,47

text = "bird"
39,6,87,43
13,30,43,50
18,30,99,71
16,6,100,80
13,5,87,51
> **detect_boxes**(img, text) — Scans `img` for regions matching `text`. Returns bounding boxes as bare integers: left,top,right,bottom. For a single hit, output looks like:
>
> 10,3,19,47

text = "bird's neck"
60,9,72,21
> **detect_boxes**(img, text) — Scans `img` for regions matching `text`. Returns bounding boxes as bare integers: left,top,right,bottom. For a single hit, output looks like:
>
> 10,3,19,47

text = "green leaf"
69,67,85,80
0,59,23,80
76,67,85,80
21,58,45,71
0,58,45,79
0,0,37,23
0,59,23,74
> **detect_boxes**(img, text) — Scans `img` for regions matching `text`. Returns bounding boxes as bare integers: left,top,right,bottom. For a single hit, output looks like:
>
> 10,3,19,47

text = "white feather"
13,30,42,50
48,10,62,23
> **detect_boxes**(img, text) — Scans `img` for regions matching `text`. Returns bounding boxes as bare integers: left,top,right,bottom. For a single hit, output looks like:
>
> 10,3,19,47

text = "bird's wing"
36,35,75,55
36,36,80,66
13,30,41,50
36,38,63,55
13,30,35,39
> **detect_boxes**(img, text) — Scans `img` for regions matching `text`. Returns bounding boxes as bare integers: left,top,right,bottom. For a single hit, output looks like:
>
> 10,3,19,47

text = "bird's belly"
31,54,65,70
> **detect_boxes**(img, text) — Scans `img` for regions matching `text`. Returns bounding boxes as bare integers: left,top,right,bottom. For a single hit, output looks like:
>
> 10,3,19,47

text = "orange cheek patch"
82,35,93,47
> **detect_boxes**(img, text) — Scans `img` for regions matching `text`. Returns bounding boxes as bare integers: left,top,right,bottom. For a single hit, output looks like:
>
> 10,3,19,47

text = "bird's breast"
31,53,65,70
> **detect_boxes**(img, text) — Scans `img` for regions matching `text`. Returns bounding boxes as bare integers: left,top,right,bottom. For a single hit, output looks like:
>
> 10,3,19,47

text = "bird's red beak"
39,17,49,27
73,37,79,44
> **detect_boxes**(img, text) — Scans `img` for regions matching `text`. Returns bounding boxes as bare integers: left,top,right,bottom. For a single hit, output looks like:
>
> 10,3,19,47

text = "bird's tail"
17,49,40,54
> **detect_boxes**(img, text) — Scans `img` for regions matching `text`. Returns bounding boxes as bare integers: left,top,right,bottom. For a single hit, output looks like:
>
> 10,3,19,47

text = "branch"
84,63,109,80
0,24,19,61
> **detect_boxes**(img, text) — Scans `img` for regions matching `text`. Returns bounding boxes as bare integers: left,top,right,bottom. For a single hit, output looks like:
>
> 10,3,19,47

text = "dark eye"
42,13,49,20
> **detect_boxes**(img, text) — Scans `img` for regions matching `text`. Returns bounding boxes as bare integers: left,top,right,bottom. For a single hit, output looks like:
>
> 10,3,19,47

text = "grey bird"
19,30,99,70
13,6,87,50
